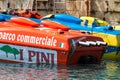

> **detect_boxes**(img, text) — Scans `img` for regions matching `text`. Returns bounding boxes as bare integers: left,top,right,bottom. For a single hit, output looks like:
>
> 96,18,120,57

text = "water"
0,60,119,80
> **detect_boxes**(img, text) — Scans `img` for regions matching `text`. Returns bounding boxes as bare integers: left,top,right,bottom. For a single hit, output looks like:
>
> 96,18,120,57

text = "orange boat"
0,17,107,65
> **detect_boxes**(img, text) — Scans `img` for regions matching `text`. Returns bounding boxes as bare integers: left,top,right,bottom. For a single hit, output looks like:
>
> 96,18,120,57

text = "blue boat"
41,14,120,60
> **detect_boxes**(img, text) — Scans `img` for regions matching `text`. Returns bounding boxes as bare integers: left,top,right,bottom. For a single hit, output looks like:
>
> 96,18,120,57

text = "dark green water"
0,60,119,80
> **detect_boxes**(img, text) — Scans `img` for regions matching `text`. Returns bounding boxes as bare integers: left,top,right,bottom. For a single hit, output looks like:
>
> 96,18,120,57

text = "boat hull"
92,32,120,60
0,16,107,64
41,14,120,60
103,52,120,60
0,43,105,65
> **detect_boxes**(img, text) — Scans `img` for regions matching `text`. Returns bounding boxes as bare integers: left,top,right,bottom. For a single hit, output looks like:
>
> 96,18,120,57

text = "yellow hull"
92,32,120,60
92,32,120,47
102,52,120,60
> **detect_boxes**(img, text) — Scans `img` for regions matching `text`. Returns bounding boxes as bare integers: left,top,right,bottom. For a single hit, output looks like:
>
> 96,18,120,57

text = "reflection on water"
0,60,119,80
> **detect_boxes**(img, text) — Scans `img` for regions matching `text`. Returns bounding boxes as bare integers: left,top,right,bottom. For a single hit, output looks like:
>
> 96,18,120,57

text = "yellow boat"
91,32,120,60
80,16,120,60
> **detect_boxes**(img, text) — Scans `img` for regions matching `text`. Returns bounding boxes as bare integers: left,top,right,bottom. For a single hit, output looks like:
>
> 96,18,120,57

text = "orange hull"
0,17,106,65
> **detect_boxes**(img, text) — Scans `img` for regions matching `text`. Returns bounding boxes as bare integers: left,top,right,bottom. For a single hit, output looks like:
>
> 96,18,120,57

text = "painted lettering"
17,34,20,41
41,52,50,64
45,36,48,45
53,39,57,46
50,37,53,46
17,35,57,46
19,49,24,60
28,50,36,62
0,43,57,64
29,36,36,43
42,38,45,45
27,50,55,64
35,37,40,44
2,32,6,39
0,32,57,47
5,33,9,40
19,35,24,42
0,32,2,39
36,52,40,63
39,37,42,44
0,32,16,41
23,35,30,42
47,38,51,46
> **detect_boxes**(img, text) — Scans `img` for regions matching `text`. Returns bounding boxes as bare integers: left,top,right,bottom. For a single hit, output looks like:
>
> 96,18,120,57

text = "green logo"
0,45,20,59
